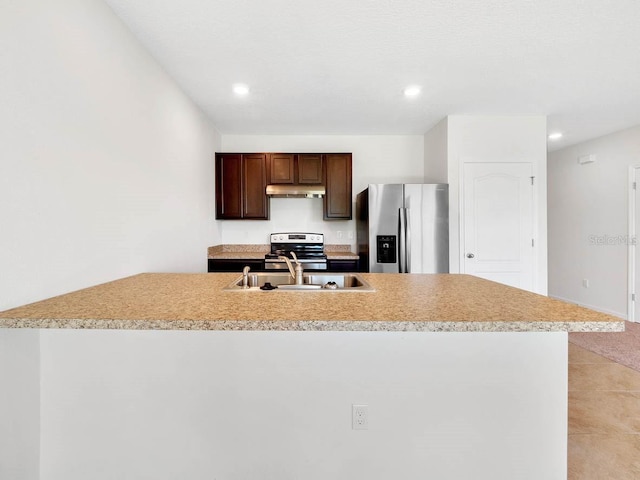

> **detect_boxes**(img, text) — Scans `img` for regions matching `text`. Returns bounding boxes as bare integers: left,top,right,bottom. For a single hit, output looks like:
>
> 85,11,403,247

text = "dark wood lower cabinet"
326,259,360,272
208,258,360,273
208,259,266,273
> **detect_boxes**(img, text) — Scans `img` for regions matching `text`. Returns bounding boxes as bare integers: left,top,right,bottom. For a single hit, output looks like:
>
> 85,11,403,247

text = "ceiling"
103,0,640,151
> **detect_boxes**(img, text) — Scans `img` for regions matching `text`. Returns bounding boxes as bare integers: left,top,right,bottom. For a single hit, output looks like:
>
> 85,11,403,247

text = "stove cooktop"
267,232,326,261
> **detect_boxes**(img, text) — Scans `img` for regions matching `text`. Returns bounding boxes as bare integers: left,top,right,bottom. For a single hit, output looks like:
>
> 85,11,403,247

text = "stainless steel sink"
223,272,374,291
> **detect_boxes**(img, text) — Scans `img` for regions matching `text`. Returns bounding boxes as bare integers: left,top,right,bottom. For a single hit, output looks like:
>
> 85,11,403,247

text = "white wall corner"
423,117,449,183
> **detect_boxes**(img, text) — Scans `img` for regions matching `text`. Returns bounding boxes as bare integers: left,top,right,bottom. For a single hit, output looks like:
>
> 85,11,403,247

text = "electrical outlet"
583,279,589,288
337,231,343,239
352,404,368,430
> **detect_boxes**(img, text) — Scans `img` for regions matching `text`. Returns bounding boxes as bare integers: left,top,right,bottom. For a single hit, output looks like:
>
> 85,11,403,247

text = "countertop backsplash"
208,244,357,259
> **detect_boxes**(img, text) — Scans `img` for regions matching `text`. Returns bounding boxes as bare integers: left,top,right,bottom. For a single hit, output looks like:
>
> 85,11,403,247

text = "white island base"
31,329,567,480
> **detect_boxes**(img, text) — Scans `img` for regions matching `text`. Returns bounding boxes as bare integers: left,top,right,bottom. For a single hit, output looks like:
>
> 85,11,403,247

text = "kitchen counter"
1,272,618,478
207,244,359,260
0,273,623,332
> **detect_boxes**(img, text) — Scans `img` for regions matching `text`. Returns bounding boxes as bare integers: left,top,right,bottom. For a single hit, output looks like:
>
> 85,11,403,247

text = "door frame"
627,165,640,322
459,161,537,292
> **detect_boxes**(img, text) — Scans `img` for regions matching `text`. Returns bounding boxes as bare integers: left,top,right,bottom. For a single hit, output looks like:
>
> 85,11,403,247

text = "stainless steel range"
265,232,327,271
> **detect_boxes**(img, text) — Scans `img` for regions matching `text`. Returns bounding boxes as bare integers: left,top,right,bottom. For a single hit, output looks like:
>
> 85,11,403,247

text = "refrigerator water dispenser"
377,235,396,263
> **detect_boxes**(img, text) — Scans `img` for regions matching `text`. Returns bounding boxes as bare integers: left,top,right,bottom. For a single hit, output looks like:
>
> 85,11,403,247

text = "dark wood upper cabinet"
269,153,295,184
323,153,352,220
216,153,268,220
268,154,324,185
242,153,269,219
215,153,243,219
216,152,351,221
298,154,323,184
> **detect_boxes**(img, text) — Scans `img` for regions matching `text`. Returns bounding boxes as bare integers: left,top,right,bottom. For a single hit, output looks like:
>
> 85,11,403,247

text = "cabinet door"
327,259,360,272
208,259,265,272
216,153,243,219
298,154,323,184
324,154,352,220
242,153,269,219
269,153,295,184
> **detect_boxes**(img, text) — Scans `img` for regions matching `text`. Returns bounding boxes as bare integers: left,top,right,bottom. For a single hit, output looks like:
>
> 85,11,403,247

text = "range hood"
266,184,325,198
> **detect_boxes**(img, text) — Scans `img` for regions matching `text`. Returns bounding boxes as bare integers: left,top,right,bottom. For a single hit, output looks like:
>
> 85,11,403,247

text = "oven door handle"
264,260,327,271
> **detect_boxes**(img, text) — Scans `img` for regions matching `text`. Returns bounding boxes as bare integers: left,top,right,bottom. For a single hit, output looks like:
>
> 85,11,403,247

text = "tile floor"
568,342,640,479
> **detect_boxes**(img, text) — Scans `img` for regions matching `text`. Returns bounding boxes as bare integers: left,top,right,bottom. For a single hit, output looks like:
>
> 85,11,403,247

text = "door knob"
466,253,475,258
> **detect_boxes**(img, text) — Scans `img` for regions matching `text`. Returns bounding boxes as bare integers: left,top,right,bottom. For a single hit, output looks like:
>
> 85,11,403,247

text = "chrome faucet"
278,252,304,285
242,265,251,288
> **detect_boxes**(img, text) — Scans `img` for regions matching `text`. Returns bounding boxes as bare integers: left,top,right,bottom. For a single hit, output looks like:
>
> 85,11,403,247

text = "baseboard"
548,295,627,321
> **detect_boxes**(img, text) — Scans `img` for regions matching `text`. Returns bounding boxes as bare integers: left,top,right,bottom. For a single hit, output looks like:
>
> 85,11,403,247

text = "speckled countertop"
0,273,623,332
207,244,358,260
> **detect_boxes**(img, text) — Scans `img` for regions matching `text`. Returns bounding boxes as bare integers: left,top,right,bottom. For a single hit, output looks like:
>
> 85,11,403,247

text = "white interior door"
463,163,535,291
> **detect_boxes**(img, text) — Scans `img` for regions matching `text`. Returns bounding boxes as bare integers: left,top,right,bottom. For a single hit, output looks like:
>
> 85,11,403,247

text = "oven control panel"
270,233,324,244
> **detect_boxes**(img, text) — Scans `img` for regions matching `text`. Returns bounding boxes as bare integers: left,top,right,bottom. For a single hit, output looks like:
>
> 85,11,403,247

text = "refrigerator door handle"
405,207,411,273
398,207,406,273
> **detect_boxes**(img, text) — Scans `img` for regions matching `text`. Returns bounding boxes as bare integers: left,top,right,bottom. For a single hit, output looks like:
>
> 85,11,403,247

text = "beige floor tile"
569,343,614,364
568,434,640,480
567,339,640,479
569,391,640,434
569,363,640,392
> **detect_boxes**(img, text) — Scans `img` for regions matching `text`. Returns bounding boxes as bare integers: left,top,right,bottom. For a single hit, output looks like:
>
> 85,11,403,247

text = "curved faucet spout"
278,252,304,285
242,265,251,288
278,255,296,278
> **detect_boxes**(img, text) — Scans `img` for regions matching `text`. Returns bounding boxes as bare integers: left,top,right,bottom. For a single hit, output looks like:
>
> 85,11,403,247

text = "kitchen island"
0,273,623,480
0,272,622,331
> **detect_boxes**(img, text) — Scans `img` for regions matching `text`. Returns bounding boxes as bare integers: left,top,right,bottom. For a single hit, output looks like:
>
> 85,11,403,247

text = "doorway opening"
627,165,640,323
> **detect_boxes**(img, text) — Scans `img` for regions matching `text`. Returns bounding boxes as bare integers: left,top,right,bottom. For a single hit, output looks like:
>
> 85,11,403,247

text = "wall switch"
348,231,354,240
352,404,368,430
583,279,589,288
337,231,343,239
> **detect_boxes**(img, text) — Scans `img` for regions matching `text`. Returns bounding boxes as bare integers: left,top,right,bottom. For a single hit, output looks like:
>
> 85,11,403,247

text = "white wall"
219,135,424,246
424,117,449,183
548,125,640,318
443,116,548,294
39,329,567,480
0,0,220,312
0,330,40,480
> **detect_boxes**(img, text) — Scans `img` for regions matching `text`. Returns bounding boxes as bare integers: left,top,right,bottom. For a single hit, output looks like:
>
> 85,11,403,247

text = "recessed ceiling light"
403,85,421,97
548,132,563,140
232,84,249,96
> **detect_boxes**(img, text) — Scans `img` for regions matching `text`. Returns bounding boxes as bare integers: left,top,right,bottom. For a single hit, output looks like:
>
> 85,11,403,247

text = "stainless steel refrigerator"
356,184,449,273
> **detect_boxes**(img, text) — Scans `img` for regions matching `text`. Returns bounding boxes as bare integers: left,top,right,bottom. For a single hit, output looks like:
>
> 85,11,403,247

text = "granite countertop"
207,244,358,260
0,273,624,333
